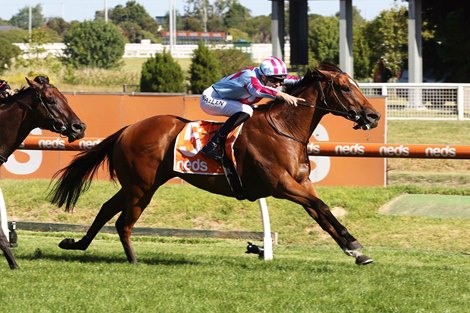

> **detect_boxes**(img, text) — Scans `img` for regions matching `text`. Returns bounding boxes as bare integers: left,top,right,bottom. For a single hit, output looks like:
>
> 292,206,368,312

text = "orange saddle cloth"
173,121,243,175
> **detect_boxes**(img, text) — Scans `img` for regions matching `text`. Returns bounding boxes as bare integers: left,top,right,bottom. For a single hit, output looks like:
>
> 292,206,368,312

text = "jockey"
0,79,14,98
200,56,306,161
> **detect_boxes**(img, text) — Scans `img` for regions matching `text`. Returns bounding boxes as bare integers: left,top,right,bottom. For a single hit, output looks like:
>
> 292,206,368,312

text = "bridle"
35,90,67,133
266,71,361,144
314,72,362,122
21,87,67,134
0,86,66,165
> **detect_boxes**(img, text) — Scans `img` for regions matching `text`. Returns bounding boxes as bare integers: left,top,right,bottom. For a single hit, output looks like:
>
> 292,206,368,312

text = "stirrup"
201,142,223,162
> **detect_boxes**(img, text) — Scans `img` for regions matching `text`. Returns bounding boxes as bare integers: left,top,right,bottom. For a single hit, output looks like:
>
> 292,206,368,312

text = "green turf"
380,194,470,218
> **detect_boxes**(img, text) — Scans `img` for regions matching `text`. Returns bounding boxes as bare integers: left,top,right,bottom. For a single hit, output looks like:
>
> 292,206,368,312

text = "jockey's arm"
276,91,306,107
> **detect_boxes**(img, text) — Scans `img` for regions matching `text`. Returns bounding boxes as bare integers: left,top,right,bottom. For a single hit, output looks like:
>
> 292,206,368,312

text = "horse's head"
26,76,86,142
313,62,381,130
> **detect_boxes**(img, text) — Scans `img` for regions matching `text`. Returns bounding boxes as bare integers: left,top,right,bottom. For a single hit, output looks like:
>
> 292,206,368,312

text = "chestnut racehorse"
50,62,380,265
0,76,86,269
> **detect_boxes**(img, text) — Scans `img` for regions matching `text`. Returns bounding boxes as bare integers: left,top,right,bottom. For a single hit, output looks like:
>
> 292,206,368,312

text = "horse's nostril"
367,113,380,121
72,123,86,133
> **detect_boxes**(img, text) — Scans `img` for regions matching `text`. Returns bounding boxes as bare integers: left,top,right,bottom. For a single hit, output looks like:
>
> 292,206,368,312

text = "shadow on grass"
18,248,201,266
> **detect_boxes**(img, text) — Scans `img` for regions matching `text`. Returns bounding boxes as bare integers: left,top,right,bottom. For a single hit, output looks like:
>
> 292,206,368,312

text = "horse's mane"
0,76,51,106
317,61,343,73
265,62,341,103
0,87,28,106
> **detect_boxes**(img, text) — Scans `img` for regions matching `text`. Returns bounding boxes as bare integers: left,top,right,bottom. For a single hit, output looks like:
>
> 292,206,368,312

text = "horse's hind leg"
0,227,18,269
59,189,125,251
114,187,154,264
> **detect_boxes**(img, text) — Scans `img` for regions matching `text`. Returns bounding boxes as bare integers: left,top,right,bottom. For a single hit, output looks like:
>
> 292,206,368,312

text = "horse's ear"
25,77,41,90
310,68,326,80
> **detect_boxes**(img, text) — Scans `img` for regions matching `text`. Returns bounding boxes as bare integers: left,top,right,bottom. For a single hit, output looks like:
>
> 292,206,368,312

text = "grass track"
1,119,470,311
1,232,470,313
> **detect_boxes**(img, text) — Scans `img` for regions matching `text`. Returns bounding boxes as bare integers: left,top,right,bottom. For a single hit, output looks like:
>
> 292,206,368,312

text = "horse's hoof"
59,238,78,250
355,254,373,265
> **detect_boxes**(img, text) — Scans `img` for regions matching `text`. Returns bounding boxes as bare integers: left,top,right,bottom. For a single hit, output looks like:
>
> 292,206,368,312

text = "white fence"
125,42,287,64
14,43,470,120
360,83,470,120
14,42,286,65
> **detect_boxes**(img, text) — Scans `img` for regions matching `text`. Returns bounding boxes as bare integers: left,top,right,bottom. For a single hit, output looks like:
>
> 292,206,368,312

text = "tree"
46,17,70,38
364,6,408,79
245,16,271,43
119,21,158,43
63,20,125,69
189,42,221,94
9,4,45,30
308,15,339,65
140,51,185,93
353,25,372,80
422,0,469,82
224,2,251,30
99,0,160,42
0,28,29,43
0,38,21,74
212,48,253,77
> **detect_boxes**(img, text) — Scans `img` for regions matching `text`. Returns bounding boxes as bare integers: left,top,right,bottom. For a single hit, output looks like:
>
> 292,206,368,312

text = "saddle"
173,121,245,199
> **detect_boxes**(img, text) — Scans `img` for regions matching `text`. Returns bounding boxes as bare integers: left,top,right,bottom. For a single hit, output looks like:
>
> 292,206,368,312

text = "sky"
1,0,405,22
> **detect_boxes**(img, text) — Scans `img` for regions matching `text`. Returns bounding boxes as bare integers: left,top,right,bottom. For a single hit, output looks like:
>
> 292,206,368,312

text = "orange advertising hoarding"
0,94,386,186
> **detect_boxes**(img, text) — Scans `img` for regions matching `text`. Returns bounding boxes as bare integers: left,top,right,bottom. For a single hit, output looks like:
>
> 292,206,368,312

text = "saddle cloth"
173,121,243,175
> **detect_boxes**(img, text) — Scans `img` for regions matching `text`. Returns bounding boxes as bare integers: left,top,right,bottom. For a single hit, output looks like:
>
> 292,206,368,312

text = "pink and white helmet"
259,56,288,77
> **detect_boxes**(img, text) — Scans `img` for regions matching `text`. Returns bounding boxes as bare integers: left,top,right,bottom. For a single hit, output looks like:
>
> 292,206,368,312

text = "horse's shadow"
19,248,200,266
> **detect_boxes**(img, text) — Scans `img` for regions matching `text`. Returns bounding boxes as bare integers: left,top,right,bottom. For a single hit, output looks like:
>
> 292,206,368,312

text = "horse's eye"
340,85,351,92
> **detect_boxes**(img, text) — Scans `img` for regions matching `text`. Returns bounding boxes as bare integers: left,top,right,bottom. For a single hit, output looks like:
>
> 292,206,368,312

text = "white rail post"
457,85,464,120
258,198,273,260
0,188,9,242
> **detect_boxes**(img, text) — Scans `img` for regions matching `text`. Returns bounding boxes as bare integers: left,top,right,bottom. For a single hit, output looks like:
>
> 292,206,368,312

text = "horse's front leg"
0,227,18,269
276,175,372,265
300,180,362,245
59,190,125,251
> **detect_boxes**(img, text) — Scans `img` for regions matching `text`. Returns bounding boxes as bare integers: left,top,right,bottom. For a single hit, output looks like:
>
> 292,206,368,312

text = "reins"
0,86,66,165
266,72,358,144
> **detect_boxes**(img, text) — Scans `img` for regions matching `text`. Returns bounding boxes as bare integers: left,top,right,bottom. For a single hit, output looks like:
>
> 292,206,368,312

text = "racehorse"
0,76,86,269
373,58,394,83
50,62,380,265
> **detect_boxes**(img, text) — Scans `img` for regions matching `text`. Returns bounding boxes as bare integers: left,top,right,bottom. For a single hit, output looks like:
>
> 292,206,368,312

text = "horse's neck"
0,102,33,160
266,87,323,144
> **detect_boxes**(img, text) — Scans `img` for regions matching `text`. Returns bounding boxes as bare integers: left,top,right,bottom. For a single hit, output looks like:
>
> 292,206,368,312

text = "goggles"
266,75,286,84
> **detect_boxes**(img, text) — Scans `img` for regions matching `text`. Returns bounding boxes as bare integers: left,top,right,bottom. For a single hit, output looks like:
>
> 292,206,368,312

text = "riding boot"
201,112,250,161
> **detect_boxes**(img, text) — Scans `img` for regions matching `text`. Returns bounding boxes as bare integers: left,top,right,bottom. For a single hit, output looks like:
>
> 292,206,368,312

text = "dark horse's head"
25,76,86,142
288,62,380,130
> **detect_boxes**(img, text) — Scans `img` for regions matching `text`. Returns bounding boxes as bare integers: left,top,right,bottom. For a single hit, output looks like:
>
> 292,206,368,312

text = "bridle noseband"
0,86,67,165
266,71,361,144
314,72,361,122
34,91,67,133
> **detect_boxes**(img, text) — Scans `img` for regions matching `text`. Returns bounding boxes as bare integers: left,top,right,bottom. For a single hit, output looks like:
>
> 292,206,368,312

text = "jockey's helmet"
259,57,288,78
0,80,11,92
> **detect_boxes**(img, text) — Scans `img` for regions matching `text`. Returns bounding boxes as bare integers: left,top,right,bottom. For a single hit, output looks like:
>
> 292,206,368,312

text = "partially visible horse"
50,62,380,265
0,76,86,269
373,58,394,83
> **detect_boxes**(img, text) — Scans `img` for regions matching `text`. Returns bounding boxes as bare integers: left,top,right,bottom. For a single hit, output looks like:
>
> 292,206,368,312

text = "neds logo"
334,144,365,155
379,145,410,157
177,159,208,172
425,146,456,157
38,138,65,149
307,143,321,155
79,139,102,150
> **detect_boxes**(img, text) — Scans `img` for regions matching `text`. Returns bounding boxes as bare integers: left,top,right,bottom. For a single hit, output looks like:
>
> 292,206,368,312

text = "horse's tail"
49,127,128,212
